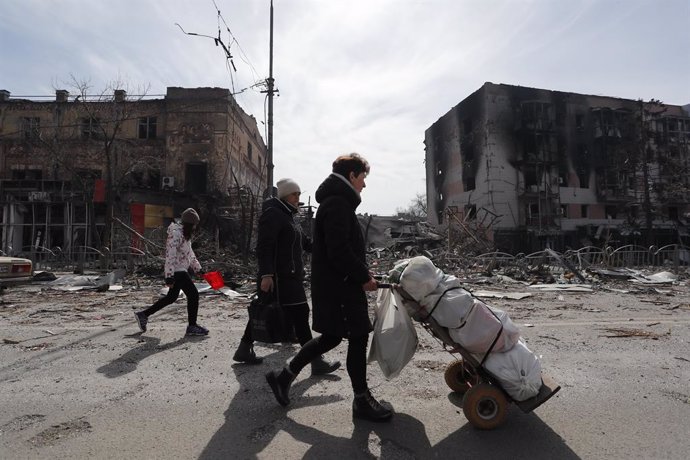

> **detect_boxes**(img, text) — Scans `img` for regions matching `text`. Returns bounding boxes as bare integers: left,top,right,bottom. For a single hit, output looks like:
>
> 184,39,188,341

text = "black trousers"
142,271,199,325
241,302,313,345
288,333,368,395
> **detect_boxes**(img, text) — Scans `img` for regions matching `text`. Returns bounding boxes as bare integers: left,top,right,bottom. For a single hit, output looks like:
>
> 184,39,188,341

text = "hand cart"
380,282,561,430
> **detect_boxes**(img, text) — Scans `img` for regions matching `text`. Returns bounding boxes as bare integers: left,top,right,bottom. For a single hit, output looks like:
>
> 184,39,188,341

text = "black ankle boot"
311,355,341,375
353,390,393,422
233,341,263,364
266,368,294,406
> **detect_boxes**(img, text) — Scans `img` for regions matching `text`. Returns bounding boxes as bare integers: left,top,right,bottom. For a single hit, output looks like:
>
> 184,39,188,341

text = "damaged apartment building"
0,87,266,259
425,82,690,254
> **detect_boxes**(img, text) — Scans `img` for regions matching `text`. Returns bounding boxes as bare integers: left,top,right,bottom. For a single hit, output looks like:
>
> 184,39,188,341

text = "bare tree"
396,193,427,219
63,75,153,248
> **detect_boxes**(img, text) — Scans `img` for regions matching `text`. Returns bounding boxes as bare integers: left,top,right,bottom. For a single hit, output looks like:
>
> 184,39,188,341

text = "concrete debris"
8,198,690,307
630,271,678,284
472,291,533,300
599,327,670,339
529,284,595,293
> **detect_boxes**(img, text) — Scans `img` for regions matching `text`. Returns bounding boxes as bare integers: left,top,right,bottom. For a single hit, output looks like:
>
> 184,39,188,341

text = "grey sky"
2,0,689,214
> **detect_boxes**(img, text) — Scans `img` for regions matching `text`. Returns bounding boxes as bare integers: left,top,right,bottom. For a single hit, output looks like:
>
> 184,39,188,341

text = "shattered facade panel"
426,82,690,252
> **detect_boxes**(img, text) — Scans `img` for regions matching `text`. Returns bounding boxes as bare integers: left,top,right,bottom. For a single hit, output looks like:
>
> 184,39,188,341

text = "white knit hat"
276,178,301,199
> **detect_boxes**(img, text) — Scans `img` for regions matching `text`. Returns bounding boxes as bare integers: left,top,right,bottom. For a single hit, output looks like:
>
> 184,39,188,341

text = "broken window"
558,172,567,186
522,101,553,131
138,116,157,139
464,177,476,191
81,117,102,140
73,204,87,223
130,170,145,187
22,117,41,140
247,141,253,161
575,114,585,132
523,136,537,161
73,168,101,192
463,143,475,162
526,203,540,226
581,205,589,218
34,203,47,225
50,204,64,222
11,169,43,180
147,170,161,189
560,205,568,218
464,204,477,220
525,167,538,187
49,204,66,249
463,119,472,135
605,206,618,219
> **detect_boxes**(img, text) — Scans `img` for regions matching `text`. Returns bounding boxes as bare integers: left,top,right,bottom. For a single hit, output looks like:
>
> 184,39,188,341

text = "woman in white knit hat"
233,178,340,376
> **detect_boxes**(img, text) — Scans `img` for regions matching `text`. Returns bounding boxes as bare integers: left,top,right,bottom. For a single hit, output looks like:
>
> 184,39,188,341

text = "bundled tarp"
392,256,542,401
396,256,520,354
482,339,543,401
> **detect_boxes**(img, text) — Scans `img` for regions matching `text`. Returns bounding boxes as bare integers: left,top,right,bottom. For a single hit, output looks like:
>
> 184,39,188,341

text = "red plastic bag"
203,271,224,290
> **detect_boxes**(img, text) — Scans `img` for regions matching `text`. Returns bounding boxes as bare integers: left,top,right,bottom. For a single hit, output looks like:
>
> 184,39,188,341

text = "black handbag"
248,291,289,343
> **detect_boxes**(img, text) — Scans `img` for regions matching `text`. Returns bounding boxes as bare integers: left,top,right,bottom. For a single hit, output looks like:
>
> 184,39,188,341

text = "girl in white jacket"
135,208,208,336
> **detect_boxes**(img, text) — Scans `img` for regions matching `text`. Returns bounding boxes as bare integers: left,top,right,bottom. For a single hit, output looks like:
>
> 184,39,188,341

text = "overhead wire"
212,0,263,85
209,0,271,156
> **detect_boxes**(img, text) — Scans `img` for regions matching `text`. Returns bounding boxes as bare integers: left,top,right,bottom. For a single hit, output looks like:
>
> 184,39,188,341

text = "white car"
0,256,33,286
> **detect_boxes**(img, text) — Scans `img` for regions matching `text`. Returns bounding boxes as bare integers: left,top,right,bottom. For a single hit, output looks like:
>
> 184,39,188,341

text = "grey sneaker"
134,311,148,332
185,324,209,336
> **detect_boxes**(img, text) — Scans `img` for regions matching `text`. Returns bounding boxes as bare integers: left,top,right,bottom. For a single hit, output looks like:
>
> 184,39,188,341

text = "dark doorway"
185,163,207,194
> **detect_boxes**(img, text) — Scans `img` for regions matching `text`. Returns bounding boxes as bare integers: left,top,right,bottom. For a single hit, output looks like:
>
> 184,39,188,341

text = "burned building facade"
0,87,266,257
425,82,690,253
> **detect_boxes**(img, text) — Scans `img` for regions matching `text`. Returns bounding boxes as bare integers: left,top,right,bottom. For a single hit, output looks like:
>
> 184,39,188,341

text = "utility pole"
262,0,277,197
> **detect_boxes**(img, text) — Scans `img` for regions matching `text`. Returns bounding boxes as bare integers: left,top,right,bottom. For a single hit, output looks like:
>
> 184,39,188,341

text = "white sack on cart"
482,339,542,401
398,258,475,327
447,300,520,353
368,288,419,379
396,256,519,353
422,276,474,328
398,256,444,301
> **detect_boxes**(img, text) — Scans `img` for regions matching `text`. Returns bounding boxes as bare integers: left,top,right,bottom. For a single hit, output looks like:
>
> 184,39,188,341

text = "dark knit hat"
181,208,200,225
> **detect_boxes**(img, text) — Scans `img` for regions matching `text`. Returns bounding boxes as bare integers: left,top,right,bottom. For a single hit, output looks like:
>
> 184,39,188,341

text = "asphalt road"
1,275,689,459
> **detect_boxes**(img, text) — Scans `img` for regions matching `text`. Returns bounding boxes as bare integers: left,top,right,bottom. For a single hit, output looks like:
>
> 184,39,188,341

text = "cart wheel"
462,383,508,430
444,360,479,394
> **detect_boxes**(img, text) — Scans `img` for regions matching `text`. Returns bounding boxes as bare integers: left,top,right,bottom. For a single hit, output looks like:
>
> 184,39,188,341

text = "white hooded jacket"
164,222,202,278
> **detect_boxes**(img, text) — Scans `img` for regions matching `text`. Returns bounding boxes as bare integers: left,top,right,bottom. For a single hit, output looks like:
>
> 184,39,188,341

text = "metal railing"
473,244,690,274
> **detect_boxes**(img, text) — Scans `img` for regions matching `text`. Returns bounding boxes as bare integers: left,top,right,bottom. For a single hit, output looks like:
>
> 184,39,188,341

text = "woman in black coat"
265,154,393,422
233,179,340,376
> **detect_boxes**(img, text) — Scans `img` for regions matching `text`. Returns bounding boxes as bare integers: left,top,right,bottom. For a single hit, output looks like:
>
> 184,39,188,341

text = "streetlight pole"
263,0,276,197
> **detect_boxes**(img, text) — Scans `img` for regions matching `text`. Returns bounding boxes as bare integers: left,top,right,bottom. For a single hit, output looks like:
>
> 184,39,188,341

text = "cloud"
1,0,689,214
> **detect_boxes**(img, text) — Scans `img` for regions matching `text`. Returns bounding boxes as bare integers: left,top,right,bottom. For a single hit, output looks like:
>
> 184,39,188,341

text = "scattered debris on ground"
599,327,671,339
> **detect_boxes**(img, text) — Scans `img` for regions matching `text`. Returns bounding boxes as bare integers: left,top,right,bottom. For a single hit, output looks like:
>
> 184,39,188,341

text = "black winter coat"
311,174,372,338
256,197,312,306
